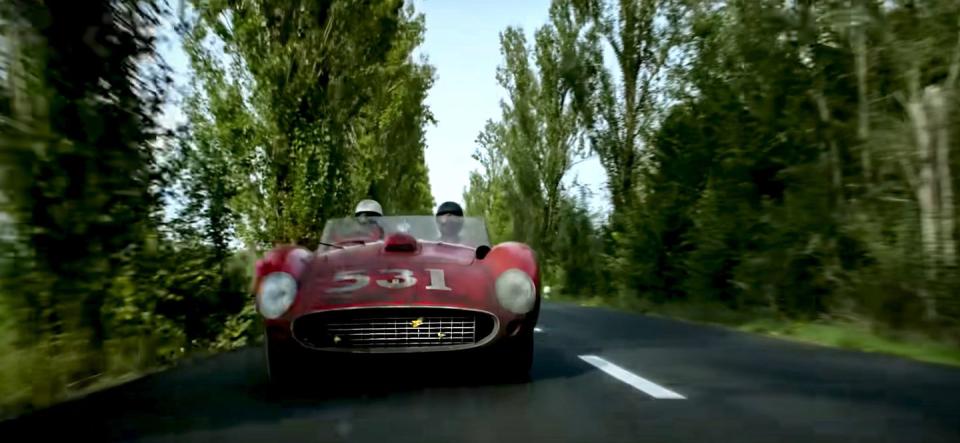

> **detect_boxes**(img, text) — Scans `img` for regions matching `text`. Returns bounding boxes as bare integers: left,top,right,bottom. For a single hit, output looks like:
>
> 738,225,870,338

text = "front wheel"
495,329,534,383
264,335,299,386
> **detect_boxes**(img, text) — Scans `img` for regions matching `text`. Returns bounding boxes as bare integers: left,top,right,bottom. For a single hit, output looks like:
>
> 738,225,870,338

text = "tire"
264,334,299,386
496,329,534,383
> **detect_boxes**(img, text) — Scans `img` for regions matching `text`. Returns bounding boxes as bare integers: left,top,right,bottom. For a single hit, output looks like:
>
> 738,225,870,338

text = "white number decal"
425,268,452,291
376,269,418,289
326,270,370,293
327,269,451,292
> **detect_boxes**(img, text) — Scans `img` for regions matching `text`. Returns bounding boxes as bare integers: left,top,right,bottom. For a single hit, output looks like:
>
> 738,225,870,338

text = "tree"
614,0,960,329
182,0,436,249
350,5,436,214
0,0,172,400
575,0,690,221
552,189,608,297
463,121,514,244
482,0,594,256
463,0,603,290
883,4,960,320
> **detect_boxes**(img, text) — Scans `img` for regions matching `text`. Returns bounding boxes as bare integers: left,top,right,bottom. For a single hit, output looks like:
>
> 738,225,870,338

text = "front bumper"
266,305,534,354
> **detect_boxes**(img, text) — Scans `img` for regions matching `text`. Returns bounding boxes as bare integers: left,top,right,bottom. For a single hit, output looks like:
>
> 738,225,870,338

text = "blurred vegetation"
465,0,960,352
555,293,960,366
2,0,960,419
0,0,436,417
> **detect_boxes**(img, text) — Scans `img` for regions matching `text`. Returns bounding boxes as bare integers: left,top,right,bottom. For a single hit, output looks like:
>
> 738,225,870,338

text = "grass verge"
0,305,259,420
547,293,960,367
0,327,29,418
0,332,186,420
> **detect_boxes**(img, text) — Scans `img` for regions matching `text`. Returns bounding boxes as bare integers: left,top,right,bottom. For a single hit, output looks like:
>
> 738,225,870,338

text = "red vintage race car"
253,215,540,384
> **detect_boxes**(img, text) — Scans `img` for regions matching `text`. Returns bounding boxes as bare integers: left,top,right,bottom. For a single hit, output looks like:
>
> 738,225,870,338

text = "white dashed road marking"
578,355,686,399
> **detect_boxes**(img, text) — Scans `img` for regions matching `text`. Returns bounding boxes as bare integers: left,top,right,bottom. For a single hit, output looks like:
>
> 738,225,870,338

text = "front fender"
484,242,539,283
254,245,312,294
483,242,541,324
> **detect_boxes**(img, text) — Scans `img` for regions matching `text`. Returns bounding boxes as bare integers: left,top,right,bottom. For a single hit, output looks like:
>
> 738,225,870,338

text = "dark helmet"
436,201,464,217
435,201,464,241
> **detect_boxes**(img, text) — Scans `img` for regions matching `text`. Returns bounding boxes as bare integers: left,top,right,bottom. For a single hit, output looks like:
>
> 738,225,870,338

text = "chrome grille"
327,316,476,346
292,308,496,351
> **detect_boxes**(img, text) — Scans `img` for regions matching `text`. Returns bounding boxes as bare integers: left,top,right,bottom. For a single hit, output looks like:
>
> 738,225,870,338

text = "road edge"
546,296,960,368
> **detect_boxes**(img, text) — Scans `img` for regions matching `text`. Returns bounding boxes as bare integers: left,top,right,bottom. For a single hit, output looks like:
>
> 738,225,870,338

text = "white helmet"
354,199,383,217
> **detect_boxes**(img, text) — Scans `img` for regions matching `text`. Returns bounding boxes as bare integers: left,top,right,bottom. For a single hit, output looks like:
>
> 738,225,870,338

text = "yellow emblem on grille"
333,335,342,343
411,318,424,328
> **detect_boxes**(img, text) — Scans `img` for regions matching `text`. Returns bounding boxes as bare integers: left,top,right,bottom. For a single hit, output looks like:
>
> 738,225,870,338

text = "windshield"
320,215,491,247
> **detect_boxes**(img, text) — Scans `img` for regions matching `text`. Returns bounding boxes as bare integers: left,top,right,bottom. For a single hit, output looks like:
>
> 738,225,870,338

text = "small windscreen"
320,215,491,247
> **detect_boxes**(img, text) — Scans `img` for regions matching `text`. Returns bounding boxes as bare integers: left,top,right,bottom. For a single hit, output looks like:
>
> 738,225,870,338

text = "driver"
351,199,385,241
435,201,465,244
354,199,383,220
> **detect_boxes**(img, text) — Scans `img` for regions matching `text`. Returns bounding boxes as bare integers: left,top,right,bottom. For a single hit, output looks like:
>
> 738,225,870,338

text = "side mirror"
475,245,491,260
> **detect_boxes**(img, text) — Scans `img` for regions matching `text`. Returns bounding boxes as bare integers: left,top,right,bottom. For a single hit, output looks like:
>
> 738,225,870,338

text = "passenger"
435,201,464,244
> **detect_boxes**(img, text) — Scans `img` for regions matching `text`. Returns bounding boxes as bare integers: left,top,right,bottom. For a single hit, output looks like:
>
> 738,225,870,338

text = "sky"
157,0,609,216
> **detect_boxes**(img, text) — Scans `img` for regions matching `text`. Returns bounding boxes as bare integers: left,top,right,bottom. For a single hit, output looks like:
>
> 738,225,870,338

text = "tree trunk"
852,24,872,185
927,86,956,269
812,92,843,209
906,70,939,321
542,167,566,235
938,21,960,272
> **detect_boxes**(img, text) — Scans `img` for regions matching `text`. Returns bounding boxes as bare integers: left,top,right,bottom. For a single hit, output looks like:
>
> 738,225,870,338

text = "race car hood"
289,241,503,314
320,240,478,267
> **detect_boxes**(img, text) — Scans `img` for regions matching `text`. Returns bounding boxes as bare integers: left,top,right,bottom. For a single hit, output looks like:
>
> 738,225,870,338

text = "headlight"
495,268,536,314
258,272,298,319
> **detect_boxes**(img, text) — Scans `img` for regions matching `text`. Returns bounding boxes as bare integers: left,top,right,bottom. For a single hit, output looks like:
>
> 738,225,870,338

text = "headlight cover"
495,268,536,314
258,272,298,319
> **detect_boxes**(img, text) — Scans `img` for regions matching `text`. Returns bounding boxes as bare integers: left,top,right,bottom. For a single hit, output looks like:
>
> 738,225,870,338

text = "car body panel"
255,226,540,357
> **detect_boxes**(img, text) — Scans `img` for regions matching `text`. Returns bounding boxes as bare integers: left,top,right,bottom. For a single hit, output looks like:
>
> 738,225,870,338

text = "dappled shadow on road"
0,342,594,442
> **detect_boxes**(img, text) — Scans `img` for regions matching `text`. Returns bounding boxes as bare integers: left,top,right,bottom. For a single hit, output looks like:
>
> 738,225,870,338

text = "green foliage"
3,0,959,417
475,0,960,345
649,0,958,326
464,121,515,244
551,190,610,296
618,0,960,335
211,302,261,351
464,0,603,290
181,0,436,249
0,0,191,414
1,0,437,416
159,0,439,358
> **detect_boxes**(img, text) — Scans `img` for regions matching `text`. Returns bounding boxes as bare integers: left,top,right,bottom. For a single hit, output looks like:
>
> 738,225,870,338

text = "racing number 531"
326,269,451,294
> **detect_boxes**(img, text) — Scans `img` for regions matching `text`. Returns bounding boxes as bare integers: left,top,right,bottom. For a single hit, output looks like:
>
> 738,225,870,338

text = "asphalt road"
4,302,960,443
